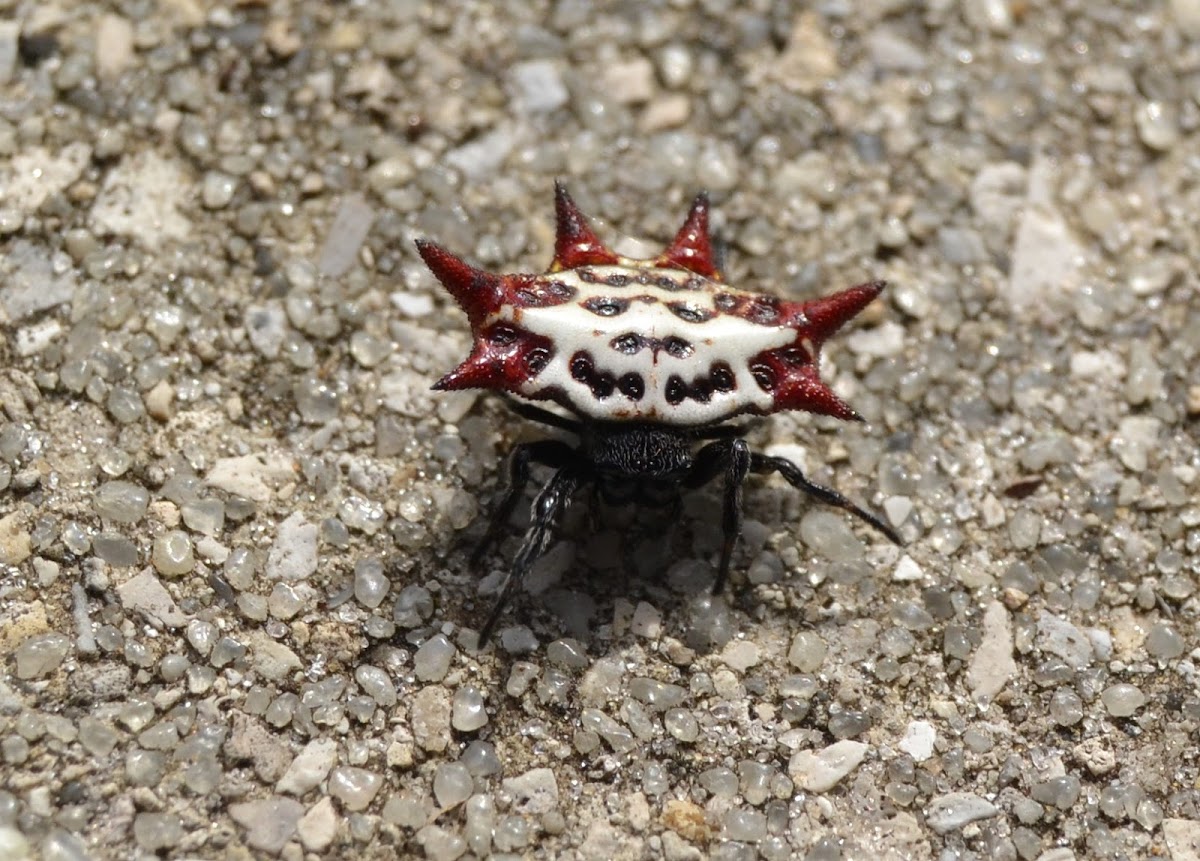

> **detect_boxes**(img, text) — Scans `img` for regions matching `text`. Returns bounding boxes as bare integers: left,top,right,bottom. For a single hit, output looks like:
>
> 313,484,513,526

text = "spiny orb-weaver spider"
417,183,901,644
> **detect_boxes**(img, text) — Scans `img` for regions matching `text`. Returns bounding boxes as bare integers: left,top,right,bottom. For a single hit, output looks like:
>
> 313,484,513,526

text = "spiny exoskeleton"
417,183,902,643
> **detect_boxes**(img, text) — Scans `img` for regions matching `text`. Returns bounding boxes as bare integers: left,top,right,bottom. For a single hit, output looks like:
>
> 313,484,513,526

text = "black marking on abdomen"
711,362,736,392
750,362,777,392
665,375,687,405
570,350,615,399
583,296,631,317
617,373,645,400
606,333,694,359
667,302,713,323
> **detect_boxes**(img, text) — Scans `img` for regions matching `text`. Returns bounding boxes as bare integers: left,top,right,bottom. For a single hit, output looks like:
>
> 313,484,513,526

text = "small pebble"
353,557,390,608
723,808,767,842
433,762,473,810
15,633,70,679
787,631,827,673
926,792,1000,834
460,740,502,777
451,685,488,732
1101,684,1146,717
414,634,455,682
664,708,700,743
93,481,150,523
788,741,868,793
1145,623,1185,660
355,665,397,707
152,530,195,577
502,767,559,815
416,825,468,861
202,172,236,209
1031,775,1082,810
296,797,338,853
328,766,383,812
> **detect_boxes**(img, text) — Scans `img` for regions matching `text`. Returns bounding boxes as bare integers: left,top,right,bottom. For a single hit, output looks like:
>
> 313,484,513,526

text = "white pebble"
788,740,868,792
926,792,1000,834
414,634,455,682
433,762,473,810
328,766,382,812
898,720,936,762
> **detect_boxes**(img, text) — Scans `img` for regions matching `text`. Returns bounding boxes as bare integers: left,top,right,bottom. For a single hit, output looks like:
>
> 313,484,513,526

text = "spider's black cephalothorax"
416,184,904,644
469,403,901,644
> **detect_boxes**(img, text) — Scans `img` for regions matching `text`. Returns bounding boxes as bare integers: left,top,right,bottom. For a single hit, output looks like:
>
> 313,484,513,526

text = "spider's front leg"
685,438,751,595
471,440,577,569
478,465,582,645
749,453,902,545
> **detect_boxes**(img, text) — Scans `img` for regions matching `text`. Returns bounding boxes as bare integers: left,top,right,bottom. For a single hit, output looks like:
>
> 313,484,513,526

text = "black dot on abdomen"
665,375,687,405
617,373,645,401
570,351,594,383
711,362,736,392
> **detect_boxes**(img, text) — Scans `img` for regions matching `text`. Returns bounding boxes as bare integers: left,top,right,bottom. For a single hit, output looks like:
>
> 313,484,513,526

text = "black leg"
684,439,750,595
501,396,582,434
479,466,581,645
750,454,902,545
715,440,750,594
471,440,577,569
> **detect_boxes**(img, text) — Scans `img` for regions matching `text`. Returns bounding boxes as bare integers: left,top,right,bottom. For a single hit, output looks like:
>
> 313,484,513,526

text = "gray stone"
967,601,1017,705
297,797,338,852
318,193,375,278
502,767,559,814
926,792,1000,834
229,797,305,854
277,739,338,796
14,633,70,679
265,513,318,581
224,714,291,783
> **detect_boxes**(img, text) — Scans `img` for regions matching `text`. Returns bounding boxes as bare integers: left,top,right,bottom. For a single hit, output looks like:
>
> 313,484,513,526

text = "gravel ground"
1,2,1199,859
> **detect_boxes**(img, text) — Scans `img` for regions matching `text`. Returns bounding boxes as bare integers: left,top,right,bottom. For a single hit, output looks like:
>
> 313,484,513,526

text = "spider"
416,183,902,643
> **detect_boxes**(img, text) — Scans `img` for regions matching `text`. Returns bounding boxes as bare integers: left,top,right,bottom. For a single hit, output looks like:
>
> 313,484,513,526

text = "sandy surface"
1,2,1199,859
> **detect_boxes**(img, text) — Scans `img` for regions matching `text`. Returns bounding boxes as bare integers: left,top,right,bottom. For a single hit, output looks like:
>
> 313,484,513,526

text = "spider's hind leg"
684,438,751,595
470,439,577,569
479,465,582,645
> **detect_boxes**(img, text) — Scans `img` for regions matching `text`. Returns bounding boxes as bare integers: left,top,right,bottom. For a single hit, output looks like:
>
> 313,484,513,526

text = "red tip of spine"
792,281,886,346
552,182,619,271
656,192,721,280
416,240,505,329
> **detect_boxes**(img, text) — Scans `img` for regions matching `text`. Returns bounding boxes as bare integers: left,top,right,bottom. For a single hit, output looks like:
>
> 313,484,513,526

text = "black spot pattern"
751,362,777,392
583,296,630,317
570,350,615,399
488,325,518,345
617,373,645,400
570,352,593,382
667,302,713,323
711,362,736,392
662,336,693,359
606,334,694,359
526,348,551,375
746,297,780,324
660,362,741,406
515,280,576,306
665,375,687,405
611,334,643,355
